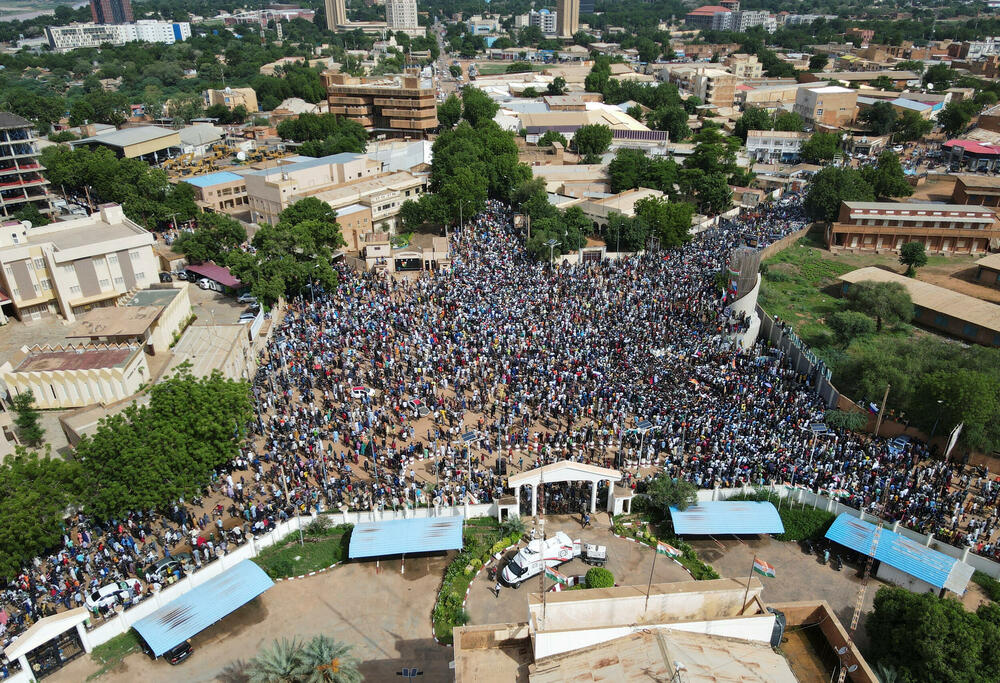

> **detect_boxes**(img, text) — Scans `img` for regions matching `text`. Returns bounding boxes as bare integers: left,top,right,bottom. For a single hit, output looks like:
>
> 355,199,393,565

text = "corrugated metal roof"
669,501,785,535
825,514,974,593
133,560,274,657
348,516,464,559
186,262,241,288
183,171,245,188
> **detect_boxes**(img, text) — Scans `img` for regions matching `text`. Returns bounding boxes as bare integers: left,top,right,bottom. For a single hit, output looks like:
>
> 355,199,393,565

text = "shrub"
303,515,332,536
491,540,508,555
973,571,1000,602
585,567,615,589
266,557,293,578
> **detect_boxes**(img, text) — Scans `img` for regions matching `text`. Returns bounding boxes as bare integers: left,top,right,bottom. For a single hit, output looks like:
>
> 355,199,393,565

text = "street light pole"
545,238,560,267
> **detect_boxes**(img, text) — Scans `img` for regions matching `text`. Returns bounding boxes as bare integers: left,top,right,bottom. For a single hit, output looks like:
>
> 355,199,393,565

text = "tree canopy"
804,167,875,222
571,124,613,157
800,132,840,164
646,474,698,520
845,280,913,331
899,241,928,277
431,119,530,211
172,212,247,265
275,113,367,156
861,151,913,199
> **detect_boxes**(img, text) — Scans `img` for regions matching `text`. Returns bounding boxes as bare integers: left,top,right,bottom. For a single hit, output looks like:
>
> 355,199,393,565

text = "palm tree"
295,635,363,683
246,638,307,683
874,662,898,683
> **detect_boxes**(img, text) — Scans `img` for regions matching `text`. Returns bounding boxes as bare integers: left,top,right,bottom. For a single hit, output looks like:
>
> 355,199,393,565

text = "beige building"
385,0,420,35
73,125,180,162
793,85,857,128
556,0,579,37
66,285,192,355
0,343,149,409
691,68,738,108
336,203,375,251
575,188,666,231
165,324,255,381
726,53,763,79
203,87,259,113
0,204,159,322
241,152,426,229
322,70,438,136
183,171,249,213
324,0,347,29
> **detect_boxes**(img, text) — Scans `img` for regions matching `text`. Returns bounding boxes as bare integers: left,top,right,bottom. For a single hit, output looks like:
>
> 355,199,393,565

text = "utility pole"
873,384,891,438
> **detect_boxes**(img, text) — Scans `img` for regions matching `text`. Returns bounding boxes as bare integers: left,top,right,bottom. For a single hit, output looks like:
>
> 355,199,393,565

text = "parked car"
85,578,143,611
408,398,430,417
158,272,172,283
237,293,258,304
893,144,904,153
146,553,192,583
141,638,193,665
175,271,188,281
888,435,912,454
238,310,257,323
197,278,221,292
351,386,374,399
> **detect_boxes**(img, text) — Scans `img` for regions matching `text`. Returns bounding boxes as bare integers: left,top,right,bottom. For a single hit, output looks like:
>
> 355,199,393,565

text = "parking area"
185,283,251,327
465,515,692,627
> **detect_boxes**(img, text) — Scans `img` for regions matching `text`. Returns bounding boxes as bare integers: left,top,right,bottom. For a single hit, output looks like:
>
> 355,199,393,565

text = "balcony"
831,223,1000,239
381,107,436,119
389,118,438,130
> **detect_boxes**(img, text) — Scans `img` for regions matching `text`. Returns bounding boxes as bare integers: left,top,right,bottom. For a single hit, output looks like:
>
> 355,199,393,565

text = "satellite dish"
236,151,247,161
20,220,31,230
836,647,848,655
847,665,859,672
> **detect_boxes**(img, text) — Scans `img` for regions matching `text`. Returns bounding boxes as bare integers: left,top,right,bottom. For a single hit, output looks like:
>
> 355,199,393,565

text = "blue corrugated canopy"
133,560,274,657
669,501,785,535
825,513,974,593
349,516,464,559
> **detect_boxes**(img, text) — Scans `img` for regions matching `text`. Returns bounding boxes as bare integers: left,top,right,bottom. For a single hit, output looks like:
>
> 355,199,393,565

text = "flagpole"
741,554,756,615
644,540,659,614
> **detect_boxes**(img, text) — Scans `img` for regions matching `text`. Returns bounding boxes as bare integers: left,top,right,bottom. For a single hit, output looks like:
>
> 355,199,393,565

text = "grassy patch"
476,63,549,75
432,518,522,645
87,631,141,680
254,520,352,579
973,571,1000,602
726,491,836,542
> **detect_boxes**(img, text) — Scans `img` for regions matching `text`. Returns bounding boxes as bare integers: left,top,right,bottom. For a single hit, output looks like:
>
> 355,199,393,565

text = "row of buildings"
44,19,191,51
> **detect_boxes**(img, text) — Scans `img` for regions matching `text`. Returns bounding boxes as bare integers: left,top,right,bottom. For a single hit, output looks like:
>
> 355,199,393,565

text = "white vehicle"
85,578,143,611
501,531,581,586
237,293,258,304
351,386,375,399
197,278,220,292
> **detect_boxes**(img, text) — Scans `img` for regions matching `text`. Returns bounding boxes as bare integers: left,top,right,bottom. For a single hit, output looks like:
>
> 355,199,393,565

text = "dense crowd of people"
4,192,1000,664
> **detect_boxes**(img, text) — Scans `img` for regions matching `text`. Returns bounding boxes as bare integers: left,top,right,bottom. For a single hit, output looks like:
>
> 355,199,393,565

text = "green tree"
734,106,770,143
845,281,913,331
648,105,690,142
899,241,928,277
859,102,898,135
0,447,82,580
172,211,247,264
10,388,44,446
824,410,868,432
296,635,363,683
862,151,913,199
437,94,461,129
449,65,461,78
646,474,698,519
538,130,568,148
505,61,533,74
808,54,829,71
803,166,875,222
938,100,975,136
635,196,694,247
895,60,925,75
399,194,450,232
584,567,615,589
799,132,840,163
923,63,956,90
460,86,499,127
827,310,876,346
247,638,306,683
773,111,804,132
546,76,567,96
604,211,649,252
571,124,613,157
893,110,933,142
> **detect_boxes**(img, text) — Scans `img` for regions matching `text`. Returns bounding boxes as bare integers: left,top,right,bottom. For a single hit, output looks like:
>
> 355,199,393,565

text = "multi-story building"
726,53,762,80
846,27,874,46
527,9,558,36
685,6,775,32
0,204,159,322
183,171,249,213
90,0,132,24
556,0,579,37
827,201,1000,255
325,0,347,29
0,113,55,222
684,5,730,31
952,174,1000,207
745,130,810,163
203,87,259,112
691,69,737,108
386,0,420,36
793,85,857,128
45,21,190,51
322,70,437,137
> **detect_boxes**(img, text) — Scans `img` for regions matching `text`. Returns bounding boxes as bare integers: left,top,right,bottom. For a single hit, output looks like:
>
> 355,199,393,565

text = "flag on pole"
545,566,568,585
657,541,682,558
752,557,776,578
944,422,964,461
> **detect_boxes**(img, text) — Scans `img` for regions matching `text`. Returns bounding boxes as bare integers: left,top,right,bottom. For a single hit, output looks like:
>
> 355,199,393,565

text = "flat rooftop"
14,346,138,373
183,171,246,188
26,220,144,251
127,288,181,307
302,171,421,204
76,126,178,148
67,305,162,338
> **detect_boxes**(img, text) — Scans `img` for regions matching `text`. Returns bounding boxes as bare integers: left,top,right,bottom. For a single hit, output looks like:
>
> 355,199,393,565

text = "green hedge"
973,571,1000,602
727,491,836,542
585,567,614,589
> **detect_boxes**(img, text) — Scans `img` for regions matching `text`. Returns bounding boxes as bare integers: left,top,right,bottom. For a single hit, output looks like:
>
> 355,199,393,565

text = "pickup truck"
501,531,581,586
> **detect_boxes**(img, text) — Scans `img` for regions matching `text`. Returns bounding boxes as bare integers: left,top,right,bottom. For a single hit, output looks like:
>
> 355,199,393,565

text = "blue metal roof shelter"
825,513,974,594
133,560,274,657
669,501,785,536
349,516,464,559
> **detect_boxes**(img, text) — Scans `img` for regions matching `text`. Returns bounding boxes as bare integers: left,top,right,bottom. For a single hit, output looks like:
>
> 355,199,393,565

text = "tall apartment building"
528,9,558,36
90,0,132,24
726,53,762,79
386,0,420,36
691,69,737,108
685,5,775,33
0,204,159,322
240,153,426,229
556,0,579,37
325,0,347,29
322,70,437,137
0,113,54,222
45,21,191,51
793,85,857,128
828,201,1000,255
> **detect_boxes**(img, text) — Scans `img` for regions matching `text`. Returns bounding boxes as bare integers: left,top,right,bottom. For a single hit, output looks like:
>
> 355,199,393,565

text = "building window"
99,278,110,290
114,276,124,286
913,306,923,318
26,260,33,271
129,250,141,261
135,272,145,281
40,278,51,290
963,323,979,337
11,288,19,298
934,314,948,326
70,285,81,294
108,254,118,264
33,258,44,269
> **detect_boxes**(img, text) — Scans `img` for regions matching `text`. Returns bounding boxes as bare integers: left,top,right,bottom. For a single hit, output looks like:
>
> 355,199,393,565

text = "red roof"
736,84,754,91
186,262,242,288
943,139,1000,156
0,288,9,304
687,5,730,15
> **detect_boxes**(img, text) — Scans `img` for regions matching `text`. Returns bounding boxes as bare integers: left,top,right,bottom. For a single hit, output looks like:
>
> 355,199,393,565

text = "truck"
501,531,581,586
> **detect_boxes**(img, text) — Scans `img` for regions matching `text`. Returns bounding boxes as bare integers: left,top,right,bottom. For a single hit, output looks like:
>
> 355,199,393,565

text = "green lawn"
87,631,141,680
475,63,549,75
254,520,352,579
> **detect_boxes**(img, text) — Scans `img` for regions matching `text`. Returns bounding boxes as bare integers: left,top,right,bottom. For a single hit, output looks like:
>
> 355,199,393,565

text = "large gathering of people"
3,192,1000,660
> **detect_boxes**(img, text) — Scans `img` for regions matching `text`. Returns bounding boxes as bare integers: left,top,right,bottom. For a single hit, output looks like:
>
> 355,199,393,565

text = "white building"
385,0,420,36
528,9,558,36
745,130,810,163
44,20,190,51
